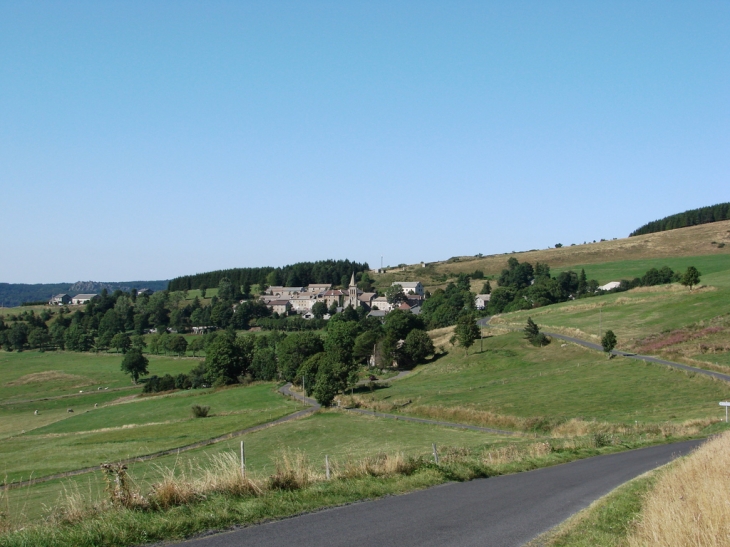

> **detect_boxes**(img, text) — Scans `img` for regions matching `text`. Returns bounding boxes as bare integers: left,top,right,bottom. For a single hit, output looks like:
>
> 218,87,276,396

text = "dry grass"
5,371,90,387
338,452,420,479
417,220,730,278
428,326,456,348
345,396,720,439
407,404,529,431
48,483,107,525
627,431,730,547
268,450,317,490
149,452,263,509
43,447,425,526
0,484,10,534
551,418,717,439
482,442,553,465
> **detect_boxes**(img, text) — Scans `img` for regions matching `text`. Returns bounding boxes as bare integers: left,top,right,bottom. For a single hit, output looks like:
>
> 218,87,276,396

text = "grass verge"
525,470,660,547
0,435,706,547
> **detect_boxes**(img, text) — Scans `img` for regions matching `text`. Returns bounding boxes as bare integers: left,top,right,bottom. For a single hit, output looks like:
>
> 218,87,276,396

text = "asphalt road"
172,438,703,547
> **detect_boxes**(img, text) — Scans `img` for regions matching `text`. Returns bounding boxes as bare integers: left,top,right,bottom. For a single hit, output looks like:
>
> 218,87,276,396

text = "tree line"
140,308,435,406
0,284,271,353
630,202,730,237
167,259,370,292
485,258,701,315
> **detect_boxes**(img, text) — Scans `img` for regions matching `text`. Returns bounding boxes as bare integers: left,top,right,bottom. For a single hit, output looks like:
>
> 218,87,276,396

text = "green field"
3,245,730,538
493,254,730,371
3,409,517,522
0,351,194,403
550,254,730,286
359,331,730,426
0,383,302,483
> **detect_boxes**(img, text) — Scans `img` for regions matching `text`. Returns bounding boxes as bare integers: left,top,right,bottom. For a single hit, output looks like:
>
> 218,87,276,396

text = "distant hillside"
0,280,169,308
168,259,369,291
630,202,730,237
371,219,730,291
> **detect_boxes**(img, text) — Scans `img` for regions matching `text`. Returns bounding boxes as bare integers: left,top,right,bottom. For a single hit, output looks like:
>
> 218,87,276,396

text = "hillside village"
259,274,427,318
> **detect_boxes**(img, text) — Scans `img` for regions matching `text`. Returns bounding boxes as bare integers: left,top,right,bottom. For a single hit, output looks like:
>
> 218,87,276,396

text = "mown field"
1,384,301,483
356,331,730,427
0,351,194,403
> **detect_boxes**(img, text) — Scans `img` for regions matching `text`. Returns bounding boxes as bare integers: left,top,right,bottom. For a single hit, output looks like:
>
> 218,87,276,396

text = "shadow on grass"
350,382,392,395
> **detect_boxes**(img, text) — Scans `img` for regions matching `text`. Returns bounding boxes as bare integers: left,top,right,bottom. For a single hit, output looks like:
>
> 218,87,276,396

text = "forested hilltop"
630,202,730,237
168,259,369,291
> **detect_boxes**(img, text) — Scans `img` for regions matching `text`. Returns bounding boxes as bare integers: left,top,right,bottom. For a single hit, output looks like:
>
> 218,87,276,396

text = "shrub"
191,404,210,418
592,432,612,448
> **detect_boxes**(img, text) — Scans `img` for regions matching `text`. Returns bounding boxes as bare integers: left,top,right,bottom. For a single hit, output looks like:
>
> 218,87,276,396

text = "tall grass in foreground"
0,432,663,541
627,430,730,546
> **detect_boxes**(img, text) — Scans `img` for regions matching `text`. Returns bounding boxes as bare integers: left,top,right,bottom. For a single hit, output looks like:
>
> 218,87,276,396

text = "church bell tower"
348,272,358,308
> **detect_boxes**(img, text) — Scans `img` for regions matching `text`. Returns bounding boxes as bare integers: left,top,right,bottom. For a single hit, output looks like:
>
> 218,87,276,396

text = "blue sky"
1,1,728,283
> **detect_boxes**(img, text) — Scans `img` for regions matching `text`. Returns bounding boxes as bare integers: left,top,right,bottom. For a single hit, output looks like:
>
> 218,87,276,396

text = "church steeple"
348,272,358,308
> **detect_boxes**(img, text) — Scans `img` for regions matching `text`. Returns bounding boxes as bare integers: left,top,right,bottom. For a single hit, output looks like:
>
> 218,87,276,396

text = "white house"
49,294,71,305
598,281,621,291
72,294,97,305
290,294,318,312
370,296,393,312
392,281,424,297
475,294,491,310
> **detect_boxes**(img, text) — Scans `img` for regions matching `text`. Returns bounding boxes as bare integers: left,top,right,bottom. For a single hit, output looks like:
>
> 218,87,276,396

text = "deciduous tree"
121,349,149,383
110,333,132,353
601,330,617,358
385,284,407,305
454,314,480,354
681,266,701,291
277,332,324,382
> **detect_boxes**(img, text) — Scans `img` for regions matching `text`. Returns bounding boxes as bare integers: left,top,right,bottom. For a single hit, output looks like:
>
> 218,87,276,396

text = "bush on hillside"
191,404,210,418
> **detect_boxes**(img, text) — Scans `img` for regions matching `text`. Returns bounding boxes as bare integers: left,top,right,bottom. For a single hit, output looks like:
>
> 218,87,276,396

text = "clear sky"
1,1,728,283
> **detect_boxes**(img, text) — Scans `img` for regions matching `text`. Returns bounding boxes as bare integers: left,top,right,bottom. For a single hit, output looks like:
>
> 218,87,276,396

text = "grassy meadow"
2,409,518,523
0,351,193,403
1,382,301,484
3,224,730,542
491,253,730,372
354,331,730,428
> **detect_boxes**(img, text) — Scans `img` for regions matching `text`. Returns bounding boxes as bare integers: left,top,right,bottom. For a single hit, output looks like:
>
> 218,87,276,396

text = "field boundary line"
2,386,317,491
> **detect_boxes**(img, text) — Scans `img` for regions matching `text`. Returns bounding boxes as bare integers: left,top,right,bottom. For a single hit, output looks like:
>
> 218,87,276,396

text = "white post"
719,402,729,422
432,443,439,464
241,441,246,478
325,455,330,480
